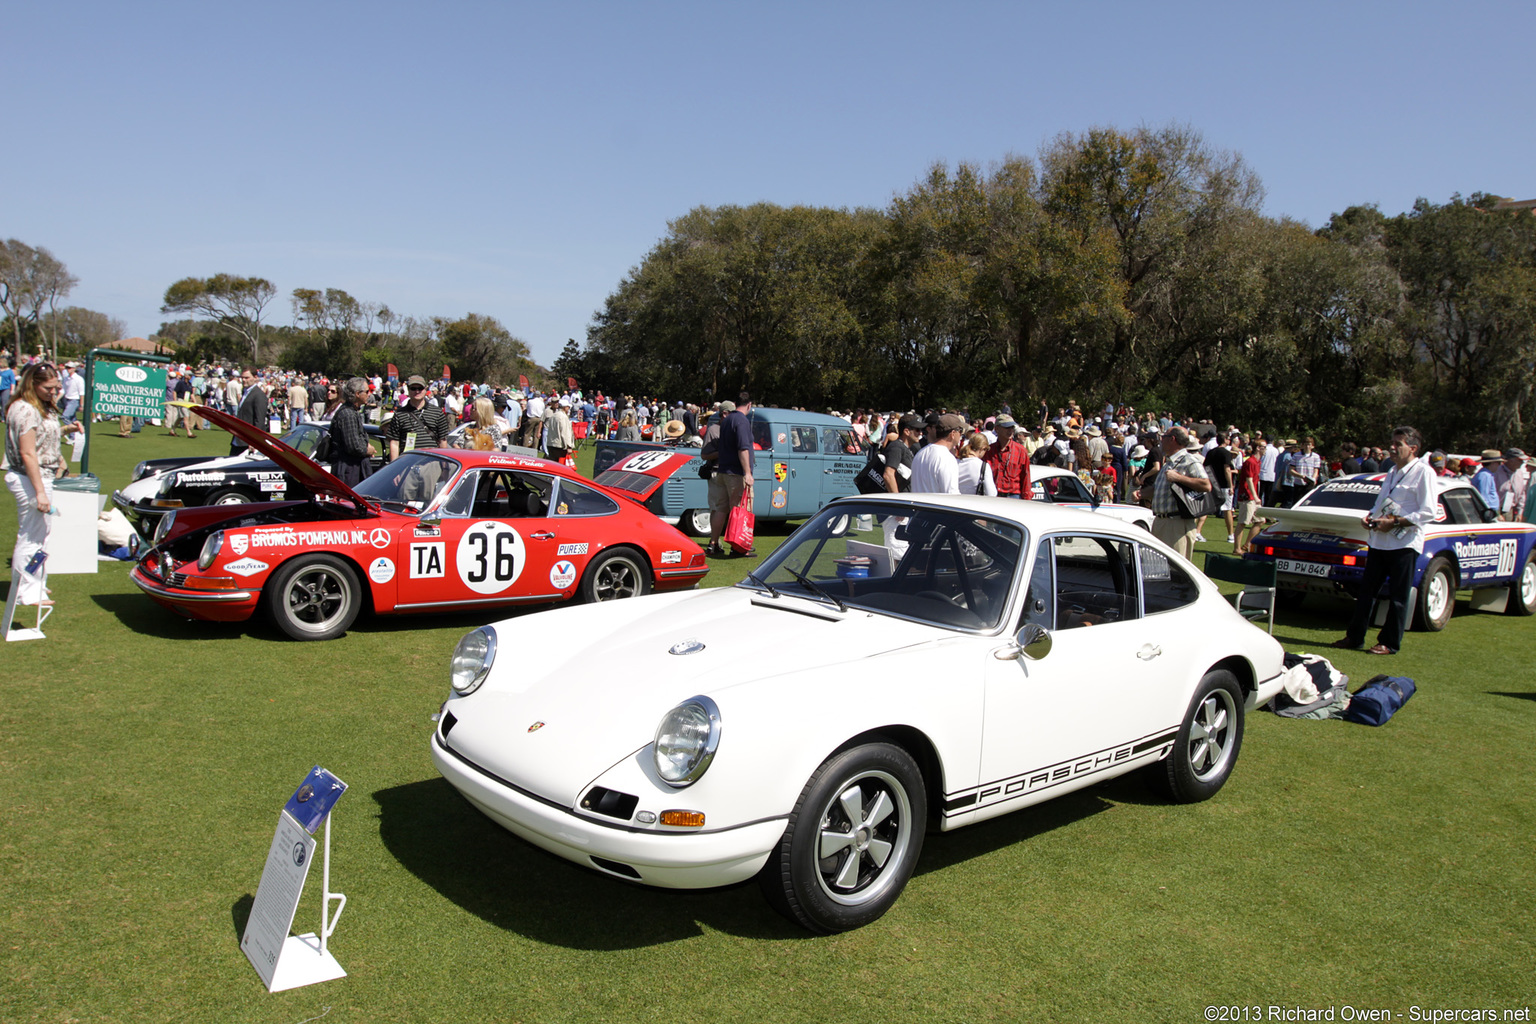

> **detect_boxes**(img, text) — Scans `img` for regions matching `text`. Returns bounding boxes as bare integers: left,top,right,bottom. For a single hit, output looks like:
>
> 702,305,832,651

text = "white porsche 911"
430,493,1286,933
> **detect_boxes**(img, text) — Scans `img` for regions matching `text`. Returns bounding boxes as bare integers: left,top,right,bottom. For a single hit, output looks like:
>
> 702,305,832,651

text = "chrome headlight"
153,511,176,547
653,695,721,787
449,627,497,696
197,531,224,570
131,461,150,482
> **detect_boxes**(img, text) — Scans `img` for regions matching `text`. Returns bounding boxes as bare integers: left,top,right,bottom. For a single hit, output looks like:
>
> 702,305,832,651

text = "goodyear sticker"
550,559,577,589
772,487,787,510
774,462,787,482
224,557,269,577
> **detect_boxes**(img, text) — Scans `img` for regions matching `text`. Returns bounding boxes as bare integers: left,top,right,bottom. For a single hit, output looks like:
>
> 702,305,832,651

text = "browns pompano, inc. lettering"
249,528,374,549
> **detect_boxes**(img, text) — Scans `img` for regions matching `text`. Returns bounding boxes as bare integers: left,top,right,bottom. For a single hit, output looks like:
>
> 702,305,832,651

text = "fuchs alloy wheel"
1149,669,1244,804
682,509,712,537
267,555,362,641
759,743,926,933
1414,557,1455,631
1509,552,1536,616
580,548,651,603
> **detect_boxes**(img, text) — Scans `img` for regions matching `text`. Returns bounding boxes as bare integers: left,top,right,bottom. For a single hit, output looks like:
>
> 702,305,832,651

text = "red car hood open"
593,449,699,502
193,404,374,512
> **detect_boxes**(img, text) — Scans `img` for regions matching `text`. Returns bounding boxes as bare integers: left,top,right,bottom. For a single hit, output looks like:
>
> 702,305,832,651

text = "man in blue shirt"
706,392,756,557
1472,450,1501,512
0,358,15,414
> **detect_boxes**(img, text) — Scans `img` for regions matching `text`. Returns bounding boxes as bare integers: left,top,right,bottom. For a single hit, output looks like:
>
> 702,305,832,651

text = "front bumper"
430,732,784,889
130,565,259,622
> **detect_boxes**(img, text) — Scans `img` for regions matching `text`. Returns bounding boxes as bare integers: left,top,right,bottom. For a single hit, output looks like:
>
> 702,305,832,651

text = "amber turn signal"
659,810,705,827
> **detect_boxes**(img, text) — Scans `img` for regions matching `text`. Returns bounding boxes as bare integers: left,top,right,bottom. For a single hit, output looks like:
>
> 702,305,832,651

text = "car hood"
443,586,942,803
593,449,699,502
195,405,372,512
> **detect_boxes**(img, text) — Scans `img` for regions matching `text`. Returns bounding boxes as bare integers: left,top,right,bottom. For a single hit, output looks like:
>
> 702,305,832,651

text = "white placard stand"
242,810,348,992
4,563,52,642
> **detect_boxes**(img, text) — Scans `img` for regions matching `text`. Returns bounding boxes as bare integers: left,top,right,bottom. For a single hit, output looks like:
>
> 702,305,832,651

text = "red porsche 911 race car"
131,406,709,640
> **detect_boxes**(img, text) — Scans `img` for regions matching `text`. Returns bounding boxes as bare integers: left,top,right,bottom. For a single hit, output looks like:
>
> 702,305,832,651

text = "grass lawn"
2,422,1533,1023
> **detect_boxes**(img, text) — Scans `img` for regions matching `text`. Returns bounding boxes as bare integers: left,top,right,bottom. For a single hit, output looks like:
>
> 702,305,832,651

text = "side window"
752,420,773,451
823,427,857,455
503,472,553,517
552,479,619,516
1020,541,1054,629
1051,535,1138,629
1140,546,1200,614
790,426,818,453
441,470,486,517
1439,490,1481,525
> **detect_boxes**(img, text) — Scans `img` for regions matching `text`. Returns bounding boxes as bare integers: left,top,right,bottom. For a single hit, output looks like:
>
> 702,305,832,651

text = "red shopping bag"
724,493,755,554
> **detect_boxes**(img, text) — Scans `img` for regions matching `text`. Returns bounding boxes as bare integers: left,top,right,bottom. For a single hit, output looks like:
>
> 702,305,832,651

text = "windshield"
746,501,1025,631
353,453,460,512
1296,479,1381,511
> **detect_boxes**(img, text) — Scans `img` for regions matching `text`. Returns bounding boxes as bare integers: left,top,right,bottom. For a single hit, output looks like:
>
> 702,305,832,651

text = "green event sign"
93,362,167,418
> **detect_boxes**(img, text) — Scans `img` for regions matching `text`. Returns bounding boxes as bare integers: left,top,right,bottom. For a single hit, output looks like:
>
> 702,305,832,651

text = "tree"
435,313,533,384
44,306,128,356
0,239,78,363
161,274,276,364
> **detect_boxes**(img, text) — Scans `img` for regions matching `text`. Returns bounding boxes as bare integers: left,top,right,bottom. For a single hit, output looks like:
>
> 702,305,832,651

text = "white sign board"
242,811,317,988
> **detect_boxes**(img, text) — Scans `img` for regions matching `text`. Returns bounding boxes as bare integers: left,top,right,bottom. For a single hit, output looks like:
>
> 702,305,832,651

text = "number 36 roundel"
457,521,527,595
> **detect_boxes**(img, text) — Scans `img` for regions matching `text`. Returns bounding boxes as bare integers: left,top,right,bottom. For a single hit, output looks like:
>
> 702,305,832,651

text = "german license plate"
1276,558,1331,578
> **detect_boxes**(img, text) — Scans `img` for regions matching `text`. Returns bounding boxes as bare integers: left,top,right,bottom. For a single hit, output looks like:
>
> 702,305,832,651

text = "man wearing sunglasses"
385,374,450,462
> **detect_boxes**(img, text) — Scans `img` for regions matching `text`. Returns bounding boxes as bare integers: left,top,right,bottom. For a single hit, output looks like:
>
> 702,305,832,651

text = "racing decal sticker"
368,557,396,584
557,502,569,515
413,525,441,538
229,534,249,555
773,462,787,482
260,481,286,493
369,527,391,549
771,487,787,510
456,521,526,594
776,432,786,445
549,560,577,589
410,542,445,578
620,450,674,473
175,471,227,486
943,730,1176,817
223,557,269,577
250,527,376,549
557,542,589,556
660,550,682,564
1453,537,1518,578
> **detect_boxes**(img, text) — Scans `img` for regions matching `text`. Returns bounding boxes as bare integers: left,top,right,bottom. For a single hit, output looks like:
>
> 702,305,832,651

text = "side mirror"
419,512,442,529
1014,623,1052,661
1481,507,1499,523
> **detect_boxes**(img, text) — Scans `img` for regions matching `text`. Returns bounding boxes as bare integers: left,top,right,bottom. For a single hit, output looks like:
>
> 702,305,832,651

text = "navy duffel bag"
1344,674,1417,726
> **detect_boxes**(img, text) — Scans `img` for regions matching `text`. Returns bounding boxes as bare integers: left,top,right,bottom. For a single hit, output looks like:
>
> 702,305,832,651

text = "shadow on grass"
232,893,254,940
373,778,804,948
90,592,252,640
913,786,1122,877
1488,691,1536,703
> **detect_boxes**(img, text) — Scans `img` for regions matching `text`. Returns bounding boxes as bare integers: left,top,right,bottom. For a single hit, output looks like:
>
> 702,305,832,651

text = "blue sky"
7,1,1532,368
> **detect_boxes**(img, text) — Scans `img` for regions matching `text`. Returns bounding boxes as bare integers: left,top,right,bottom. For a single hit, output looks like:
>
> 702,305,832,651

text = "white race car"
431,493,1285,932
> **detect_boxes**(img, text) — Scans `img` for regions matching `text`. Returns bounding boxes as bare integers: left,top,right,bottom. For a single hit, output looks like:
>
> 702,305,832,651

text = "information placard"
92,362,166,419
242,811,316,989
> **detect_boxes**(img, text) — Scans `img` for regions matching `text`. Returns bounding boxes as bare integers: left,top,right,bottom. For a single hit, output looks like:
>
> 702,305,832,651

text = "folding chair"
1203,553,1277,634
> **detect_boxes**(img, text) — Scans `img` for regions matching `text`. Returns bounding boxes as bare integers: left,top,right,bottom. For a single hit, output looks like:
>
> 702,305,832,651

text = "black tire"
680,508,712,537
1148,669,1244,804
758,742,926,934
1508,552,1536,616
1413,556,1455,632
266,555,362,641
580,548,651,603
206,487,257,507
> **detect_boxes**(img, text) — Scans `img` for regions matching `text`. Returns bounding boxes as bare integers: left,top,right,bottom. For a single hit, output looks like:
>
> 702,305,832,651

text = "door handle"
529,531,555,541
1136,644,1162,661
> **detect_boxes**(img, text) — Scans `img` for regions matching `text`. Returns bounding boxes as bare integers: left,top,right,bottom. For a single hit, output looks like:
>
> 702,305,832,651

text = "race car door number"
1276,558,1331,578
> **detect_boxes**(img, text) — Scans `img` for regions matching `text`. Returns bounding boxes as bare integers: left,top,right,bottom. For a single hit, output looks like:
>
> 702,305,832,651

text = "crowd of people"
7,355,1535,661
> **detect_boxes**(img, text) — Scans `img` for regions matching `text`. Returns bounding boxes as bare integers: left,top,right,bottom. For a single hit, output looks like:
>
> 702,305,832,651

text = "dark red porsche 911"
131,407,709,640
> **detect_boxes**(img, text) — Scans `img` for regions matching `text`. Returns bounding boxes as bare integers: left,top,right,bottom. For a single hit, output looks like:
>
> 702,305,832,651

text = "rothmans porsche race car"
1244,472,1536,628
131,406,708,640
431,492,1286,933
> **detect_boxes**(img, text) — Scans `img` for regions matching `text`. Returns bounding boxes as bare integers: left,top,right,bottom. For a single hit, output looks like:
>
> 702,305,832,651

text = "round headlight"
197,531,224,570
132,461,149,482
153,511,176,547
450,627,497,696
653,695,721,787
